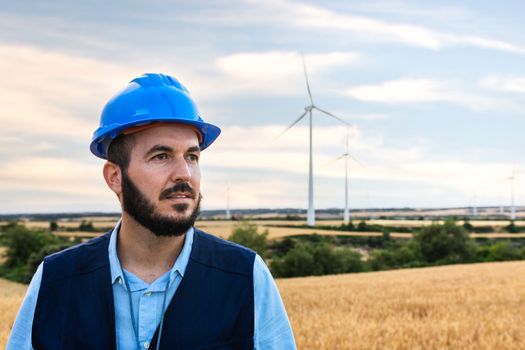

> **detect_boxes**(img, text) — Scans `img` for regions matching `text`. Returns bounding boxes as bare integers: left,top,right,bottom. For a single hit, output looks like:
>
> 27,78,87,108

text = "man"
7,73,296,349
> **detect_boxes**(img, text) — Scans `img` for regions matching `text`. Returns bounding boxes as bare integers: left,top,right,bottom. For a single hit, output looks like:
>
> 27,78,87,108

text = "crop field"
0,278,27,346
281,261,525,349
5,219,525,241
2,261,525,349
7,218,525,228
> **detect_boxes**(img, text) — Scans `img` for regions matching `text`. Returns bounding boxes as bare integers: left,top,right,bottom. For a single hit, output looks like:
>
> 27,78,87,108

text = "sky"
1,0,525,214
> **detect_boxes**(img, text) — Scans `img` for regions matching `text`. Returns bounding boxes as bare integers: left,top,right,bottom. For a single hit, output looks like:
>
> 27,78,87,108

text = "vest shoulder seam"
192,228,256,276
42,263,110,283
194,228,257,254
42,231,111,283
189,256,253,277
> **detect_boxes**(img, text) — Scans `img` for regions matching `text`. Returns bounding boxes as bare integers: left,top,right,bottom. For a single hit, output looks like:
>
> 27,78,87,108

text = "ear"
103,161,122,196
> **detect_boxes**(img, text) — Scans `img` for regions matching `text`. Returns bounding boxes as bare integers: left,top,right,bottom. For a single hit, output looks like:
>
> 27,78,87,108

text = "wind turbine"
333,127,361,225
509,170,516,220
470,195,477,217
498,190,504,215
226,185,231,220
277,53,349,226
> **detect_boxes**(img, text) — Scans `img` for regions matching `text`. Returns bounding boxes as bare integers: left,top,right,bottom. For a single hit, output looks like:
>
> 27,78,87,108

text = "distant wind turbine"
226,185,231,220
277,52,349,226
469,195,477,217
498,190,504,215
223,184,239,220
509,170,516,220
333,127,362,225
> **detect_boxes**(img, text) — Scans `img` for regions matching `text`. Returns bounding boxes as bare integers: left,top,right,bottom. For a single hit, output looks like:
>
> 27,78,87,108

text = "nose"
169,156,192,182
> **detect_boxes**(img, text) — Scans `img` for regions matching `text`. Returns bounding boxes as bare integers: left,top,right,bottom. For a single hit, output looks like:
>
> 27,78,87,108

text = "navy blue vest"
32,229,255,350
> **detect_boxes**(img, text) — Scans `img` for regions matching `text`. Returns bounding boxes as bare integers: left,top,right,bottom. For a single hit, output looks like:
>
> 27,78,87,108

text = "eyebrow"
187,146,201,153
144,145,173,158
144,144,201,158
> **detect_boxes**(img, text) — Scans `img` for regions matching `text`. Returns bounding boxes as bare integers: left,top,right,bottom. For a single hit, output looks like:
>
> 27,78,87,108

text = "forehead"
130,124,200,152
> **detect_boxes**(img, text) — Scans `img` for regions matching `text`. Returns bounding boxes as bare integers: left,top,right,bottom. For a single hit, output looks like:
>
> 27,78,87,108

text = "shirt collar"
108,219,194,288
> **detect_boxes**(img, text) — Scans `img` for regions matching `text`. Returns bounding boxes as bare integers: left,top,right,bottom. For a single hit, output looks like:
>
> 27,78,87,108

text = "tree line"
229,220,525,278
1,219,525,283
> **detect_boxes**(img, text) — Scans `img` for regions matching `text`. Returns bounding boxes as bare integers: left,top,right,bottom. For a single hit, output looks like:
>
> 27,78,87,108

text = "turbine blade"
321,154,345,166
313,106,349,125
276,110,308,139
301,52,314,105
333,152,364,167
348,153,364,167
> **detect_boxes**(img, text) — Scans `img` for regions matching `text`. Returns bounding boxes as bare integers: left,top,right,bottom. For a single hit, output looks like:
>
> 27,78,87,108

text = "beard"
121,171,201,237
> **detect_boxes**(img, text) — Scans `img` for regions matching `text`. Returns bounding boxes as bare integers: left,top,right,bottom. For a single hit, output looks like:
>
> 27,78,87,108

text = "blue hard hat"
90,73,221,159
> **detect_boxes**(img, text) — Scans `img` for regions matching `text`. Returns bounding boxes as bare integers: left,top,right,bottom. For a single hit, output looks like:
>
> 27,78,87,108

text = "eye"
152,153,169,161
187,154,199,163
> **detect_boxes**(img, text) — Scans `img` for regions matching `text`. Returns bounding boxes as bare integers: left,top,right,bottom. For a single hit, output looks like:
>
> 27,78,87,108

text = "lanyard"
122,270,170,350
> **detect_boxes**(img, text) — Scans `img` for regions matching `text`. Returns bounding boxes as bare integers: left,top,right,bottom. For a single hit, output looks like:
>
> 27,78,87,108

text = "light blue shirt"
7,223,296,350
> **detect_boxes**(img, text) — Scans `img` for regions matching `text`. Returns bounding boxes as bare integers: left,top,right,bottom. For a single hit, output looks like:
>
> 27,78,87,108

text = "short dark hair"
107,134,135,171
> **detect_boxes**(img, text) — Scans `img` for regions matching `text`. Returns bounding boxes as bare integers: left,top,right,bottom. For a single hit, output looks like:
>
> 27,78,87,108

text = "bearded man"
7,73,296,350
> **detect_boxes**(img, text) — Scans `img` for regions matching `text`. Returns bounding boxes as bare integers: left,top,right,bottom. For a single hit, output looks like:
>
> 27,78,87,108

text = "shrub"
340,221,355,231
270,237,295,257
332,248,364,274
0,225,61,268
79,220,96,232
463,219,474,232
228,221,268,258
369,240,422,270
357,221,368,231
414,220,477,263
271,242,363,278
271,243,316,277
506,221,520,233
484,241,523,262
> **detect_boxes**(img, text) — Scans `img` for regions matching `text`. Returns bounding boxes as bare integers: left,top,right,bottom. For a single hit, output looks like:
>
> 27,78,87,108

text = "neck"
117,213,187,284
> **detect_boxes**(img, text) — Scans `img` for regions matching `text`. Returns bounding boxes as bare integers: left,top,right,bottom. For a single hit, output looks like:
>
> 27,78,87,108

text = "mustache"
159,182,196,200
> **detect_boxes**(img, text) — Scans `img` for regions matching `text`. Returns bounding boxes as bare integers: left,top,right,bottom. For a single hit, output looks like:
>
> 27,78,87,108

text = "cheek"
190,166,201,190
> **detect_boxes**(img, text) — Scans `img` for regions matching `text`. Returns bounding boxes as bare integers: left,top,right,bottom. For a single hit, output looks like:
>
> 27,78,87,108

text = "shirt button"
144,342,150,349
145,292,151,297
118,278,123,285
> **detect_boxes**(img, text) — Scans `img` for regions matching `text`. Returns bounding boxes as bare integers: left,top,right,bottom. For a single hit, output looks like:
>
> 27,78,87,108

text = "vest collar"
108,219,194,289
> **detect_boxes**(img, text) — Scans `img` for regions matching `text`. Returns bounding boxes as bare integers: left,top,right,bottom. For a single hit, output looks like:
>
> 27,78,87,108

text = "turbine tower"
470,195,477,217
226,186,231,220
333,127,360,225
343,130,350,225
509,170,516,220
499,190,504,215
278,53,349,226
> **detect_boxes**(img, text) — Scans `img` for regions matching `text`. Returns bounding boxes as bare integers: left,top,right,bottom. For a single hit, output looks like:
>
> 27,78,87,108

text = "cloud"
217,51,359,79
198,123,519,208
214,51,359,94
479,75,525,94
349,2,472,19
0,44,145,141
0,156,106,196
344,78,493,111
0,124,519,212
235,0,525,53
0,156,121,213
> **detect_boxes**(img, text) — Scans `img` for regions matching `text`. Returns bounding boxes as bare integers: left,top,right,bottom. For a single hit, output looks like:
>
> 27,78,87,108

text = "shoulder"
42,231,112,283
191,228,256,277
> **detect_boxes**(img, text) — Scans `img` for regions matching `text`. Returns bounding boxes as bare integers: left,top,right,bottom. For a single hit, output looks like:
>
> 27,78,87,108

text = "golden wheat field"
0,278,27,346
279,261,525,350
2,261,525,349
8,219,525,241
